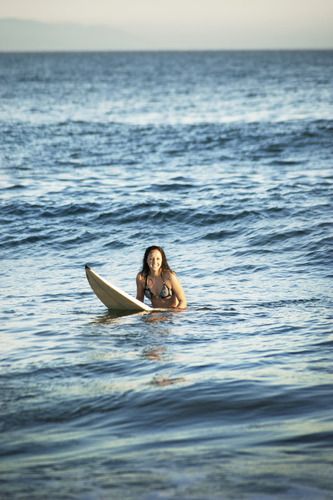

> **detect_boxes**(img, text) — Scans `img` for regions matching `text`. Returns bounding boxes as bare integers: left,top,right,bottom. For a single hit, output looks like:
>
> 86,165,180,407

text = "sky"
0,0,333,50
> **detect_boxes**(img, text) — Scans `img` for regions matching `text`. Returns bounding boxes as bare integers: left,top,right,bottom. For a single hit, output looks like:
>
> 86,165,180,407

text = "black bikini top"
144,274,173,301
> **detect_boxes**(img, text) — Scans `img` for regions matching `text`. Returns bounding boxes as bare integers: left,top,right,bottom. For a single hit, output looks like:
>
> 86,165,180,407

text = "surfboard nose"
85,264,91,270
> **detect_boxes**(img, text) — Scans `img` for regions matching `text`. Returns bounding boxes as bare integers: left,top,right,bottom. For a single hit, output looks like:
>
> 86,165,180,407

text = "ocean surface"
0,51,333,499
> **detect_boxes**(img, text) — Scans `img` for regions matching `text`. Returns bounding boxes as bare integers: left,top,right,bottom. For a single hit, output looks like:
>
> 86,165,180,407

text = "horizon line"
1,48,333,53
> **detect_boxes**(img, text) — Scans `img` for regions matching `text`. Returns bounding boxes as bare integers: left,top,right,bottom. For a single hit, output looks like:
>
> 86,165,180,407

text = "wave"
2,118,332,171
2,377,331,434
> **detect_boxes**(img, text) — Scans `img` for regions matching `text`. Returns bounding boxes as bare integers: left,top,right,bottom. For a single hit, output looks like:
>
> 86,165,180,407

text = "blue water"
1,51,333,499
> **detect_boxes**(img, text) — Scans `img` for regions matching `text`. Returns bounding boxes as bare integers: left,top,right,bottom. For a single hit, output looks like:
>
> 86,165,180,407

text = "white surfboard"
85,265,167,313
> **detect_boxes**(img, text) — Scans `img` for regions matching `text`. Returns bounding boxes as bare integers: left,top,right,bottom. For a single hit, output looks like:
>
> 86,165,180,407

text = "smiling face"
147,249,163,274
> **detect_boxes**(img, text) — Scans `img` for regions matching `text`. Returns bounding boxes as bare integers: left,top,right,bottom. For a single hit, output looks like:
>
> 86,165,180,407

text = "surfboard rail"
85,265,168,313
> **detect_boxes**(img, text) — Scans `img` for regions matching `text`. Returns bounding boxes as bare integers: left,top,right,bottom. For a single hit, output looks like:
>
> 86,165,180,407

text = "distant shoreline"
1,17,332,52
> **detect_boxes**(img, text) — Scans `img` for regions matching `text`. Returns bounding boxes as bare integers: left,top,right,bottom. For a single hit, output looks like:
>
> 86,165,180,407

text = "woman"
136,246,187,309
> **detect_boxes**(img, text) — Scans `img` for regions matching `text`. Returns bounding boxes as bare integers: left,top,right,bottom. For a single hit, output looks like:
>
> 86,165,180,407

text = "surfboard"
85,265,167,313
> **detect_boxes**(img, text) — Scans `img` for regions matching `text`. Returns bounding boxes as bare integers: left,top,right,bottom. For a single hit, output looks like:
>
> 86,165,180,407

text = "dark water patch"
261,430,333,449
308,359,333,374
312,339,333,349
0,183,26,191
0,234,53,250
95,201,169,222
176,208,266,227
304,236,333,267
146,181,196,192
267,159,302,166
201,229,238,241
257,298,321,308
0,200,102,223
306,235,333,250
263,143,285,154
248,227,313,248
54,230,100,249
233,247,276,257
43,202,100,218
102,239,130,249
0,200,44,218
117,207,192,225
223,264,269,274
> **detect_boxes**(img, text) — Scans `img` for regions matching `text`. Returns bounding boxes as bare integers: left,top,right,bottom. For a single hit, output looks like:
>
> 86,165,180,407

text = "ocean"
0,51,332,499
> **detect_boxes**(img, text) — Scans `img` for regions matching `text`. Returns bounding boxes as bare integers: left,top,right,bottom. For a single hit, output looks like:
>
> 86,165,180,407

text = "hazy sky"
1,0,333,49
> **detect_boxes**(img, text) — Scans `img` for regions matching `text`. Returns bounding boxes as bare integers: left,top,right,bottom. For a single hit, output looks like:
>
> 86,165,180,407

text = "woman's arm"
170,273,187,309
136,273,145,302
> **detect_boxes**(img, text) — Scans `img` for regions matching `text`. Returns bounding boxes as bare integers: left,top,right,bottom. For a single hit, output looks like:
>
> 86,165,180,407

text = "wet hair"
140,246,173,276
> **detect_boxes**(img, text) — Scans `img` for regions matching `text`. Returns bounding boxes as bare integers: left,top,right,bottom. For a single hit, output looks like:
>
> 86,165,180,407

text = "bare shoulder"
166,270,178,282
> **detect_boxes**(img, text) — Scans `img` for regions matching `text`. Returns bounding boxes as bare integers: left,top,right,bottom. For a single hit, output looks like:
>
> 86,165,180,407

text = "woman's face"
147,249,162,273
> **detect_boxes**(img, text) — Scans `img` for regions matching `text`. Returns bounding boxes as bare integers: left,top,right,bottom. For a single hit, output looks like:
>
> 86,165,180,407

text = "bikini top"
144,274,173,301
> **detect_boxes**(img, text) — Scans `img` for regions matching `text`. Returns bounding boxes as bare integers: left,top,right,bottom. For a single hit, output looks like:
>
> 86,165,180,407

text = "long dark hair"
140,246,173,276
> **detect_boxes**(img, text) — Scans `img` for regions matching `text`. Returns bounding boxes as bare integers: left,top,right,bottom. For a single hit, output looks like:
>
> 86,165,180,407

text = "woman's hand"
136,273,145,302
